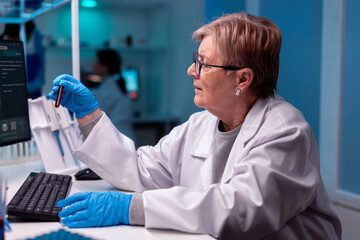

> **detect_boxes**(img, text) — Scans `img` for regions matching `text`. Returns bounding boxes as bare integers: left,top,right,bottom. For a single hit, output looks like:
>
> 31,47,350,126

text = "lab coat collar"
239,96,274,145
190,96,274,160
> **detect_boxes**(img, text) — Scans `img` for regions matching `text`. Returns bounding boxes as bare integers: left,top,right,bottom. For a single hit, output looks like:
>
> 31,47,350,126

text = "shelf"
0,0,70,24
94,0,166,11
46,45,168,53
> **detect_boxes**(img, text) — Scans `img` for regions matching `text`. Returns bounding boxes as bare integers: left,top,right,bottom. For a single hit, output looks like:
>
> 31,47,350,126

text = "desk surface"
2,161,213,240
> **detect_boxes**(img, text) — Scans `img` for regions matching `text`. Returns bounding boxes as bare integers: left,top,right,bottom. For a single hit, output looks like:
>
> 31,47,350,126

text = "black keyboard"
7,172,72,221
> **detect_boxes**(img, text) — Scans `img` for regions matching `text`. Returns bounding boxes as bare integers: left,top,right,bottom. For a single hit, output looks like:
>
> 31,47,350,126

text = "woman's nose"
187,62,197,78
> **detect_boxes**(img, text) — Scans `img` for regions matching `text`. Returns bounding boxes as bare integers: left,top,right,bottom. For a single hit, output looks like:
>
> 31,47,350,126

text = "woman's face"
93,57,108,78
187,36,237,112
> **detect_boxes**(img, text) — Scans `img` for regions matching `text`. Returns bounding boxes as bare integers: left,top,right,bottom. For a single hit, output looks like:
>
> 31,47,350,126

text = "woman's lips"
194,87,202,94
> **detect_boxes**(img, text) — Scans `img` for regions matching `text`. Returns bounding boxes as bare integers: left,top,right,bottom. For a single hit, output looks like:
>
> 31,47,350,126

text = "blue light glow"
81,0,97,8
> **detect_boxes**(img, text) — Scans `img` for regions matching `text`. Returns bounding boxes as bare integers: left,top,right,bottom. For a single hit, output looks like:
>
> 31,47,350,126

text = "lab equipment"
28,96,81,173
0,40,31,147
41,97,66,165
53,104,75,151
7,172,72,221
55,85,64,108
53,104,81,168
49,74,99,118
58,191,132,228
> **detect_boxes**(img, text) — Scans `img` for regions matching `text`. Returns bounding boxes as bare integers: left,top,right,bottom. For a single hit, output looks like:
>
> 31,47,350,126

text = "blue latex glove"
57,191,132,228
48,74,99,118
4,219,11,231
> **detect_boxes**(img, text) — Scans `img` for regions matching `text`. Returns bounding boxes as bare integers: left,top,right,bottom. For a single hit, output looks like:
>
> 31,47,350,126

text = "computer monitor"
122,68,139,99
0,40,31,147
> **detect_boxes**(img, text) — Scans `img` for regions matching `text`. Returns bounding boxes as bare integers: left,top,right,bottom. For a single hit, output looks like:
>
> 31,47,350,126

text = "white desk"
2,161,214,240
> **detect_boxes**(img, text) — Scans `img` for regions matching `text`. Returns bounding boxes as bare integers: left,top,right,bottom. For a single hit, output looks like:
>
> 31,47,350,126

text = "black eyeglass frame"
193,52,241,77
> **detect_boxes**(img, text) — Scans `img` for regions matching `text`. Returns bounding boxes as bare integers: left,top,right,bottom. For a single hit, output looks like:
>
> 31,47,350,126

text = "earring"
235,88,241,96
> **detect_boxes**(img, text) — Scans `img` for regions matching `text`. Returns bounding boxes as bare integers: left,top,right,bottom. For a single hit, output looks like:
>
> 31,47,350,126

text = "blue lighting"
81,0,97,8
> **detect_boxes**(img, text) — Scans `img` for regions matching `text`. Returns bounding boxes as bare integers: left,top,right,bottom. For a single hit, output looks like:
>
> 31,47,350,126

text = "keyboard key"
26,185,46,213
34,184,53,214
41,174,51,184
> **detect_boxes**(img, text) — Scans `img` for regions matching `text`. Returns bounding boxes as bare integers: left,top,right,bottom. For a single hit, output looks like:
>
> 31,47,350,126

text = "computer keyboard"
7,172,72,221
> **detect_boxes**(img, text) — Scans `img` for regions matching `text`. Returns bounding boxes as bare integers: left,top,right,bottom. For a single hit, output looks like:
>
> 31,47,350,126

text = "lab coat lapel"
221,97,272,183
190,115,217,158
190,115,217,189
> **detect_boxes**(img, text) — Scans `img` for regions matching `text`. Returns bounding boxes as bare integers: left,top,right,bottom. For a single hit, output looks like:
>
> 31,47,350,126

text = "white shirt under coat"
74,95,341,239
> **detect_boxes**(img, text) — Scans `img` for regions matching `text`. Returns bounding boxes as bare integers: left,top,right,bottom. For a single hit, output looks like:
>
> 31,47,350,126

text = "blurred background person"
0,21,45,99
83,49,135,140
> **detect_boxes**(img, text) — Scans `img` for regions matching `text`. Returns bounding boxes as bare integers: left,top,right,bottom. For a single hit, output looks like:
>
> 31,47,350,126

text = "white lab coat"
74,96,341,239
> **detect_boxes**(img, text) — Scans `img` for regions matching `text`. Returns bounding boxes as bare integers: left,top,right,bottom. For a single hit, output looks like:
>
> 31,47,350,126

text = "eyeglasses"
193,52,241,77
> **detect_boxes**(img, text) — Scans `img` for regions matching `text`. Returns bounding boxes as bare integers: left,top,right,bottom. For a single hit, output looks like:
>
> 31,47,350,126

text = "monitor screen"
122,68,139,99
0,40,31,147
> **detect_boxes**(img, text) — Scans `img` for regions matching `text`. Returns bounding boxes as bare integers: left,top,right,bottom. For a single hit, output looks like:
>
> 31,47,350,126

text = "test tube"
55,85,64,108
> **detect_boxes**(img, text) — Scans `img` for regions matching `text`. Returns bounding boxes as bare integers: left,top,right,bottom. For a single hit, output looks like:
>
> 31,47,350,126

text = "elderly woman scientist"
49,12,341,239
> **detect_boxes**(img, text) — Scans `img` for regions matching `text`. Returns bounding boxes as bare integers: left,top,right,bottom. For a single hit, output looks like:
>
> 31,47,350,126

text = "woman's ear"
236,68,254,91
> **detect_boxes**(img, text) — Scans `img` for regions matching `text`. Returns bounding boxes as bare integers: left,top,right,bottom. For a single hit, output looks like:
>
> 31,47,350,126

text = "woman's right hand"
48,74,99,118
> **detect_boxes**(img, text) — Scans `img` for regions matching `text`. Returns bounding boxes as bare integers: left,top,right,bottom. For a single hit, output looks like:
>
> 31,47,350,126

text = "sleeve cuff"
79,112,104,140
129,193,145,226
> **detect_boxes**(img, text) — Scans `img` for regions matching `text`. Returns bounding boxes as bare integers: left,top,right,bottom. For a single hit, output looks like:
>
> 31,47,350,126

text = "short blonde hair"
193,12,282,98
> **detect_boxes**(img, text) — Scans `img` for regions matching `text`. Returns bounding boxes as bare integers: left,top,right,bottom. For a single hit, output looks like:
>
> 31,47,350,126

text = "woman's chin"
194,97,205,108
